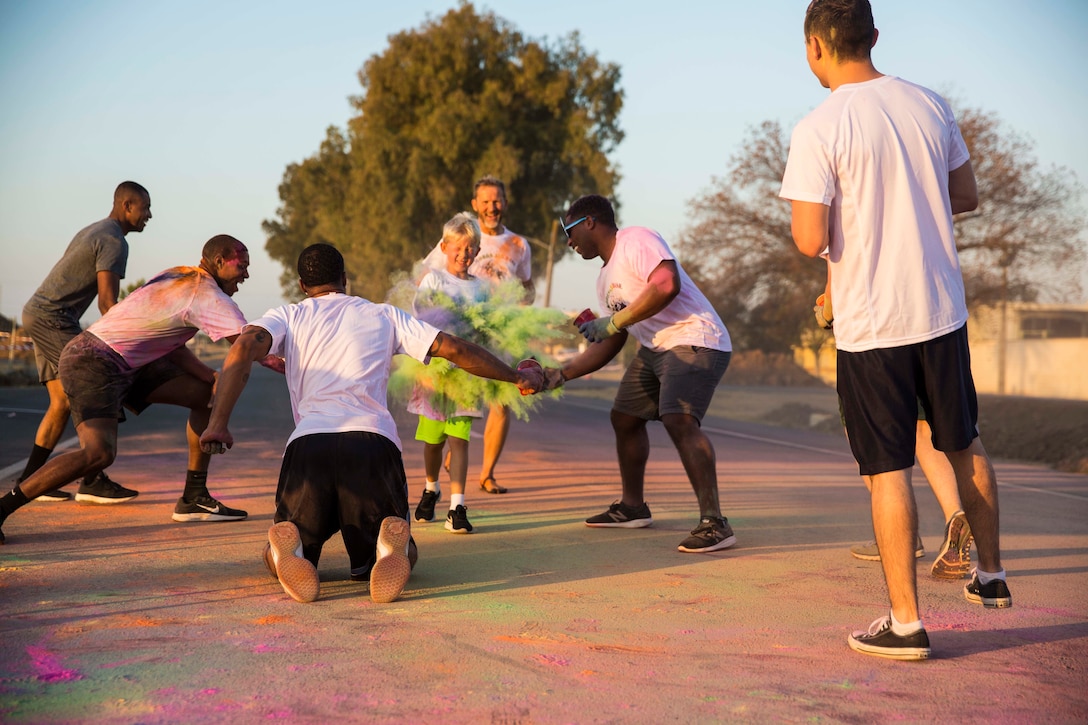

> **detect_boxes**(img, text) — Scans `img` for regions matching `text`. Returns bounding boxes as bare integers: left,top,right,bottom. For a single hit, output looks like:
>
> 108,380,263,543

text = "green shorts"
415,415,473,444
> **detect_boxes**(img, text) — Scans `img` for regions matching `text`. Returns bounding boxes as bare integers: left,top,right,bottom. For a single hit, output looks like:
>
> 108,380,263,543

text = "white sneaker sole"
268,521,320,603
371,517,412,603
75,492,138,504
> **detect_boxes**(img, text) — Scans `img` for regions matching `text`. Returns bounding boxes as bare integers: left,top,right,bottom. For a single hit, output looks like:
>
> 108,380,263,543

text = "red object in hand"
574,308,597,327
516,358,542,396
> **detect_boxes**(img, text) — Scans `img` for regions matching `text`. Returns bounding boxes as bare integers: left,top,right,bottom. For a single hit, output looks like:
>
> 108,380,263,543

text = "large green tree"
679,106,1086,353
264,3,623,301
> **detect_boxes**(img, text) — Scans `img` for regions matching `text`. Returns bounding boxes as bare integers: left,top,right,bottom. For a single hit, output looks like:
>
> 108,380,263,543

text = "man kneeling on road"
199,243,543,605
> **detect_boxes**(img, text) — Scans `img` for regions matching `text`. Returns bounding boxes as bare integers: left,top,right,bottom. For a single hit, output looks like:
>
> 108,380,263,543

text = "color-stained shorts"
612,345,731,422
415,415,473,444
837,325,979,476
22,308,81,383
58,332,189,427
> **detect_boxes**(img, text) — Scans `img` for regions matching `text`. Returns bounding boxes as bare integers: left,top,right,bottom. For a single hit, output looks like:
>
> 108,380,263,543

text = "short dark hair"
298,243,344,287
202,234,246,262
804,0,875,61
566,194,616,228
473,175,506,199
114,180,149,203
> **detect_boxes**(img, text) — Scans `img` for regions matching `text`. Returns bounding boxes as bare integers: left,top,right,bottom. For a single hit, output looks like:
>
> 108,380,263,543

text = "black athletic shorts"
837,325,979,476
275,431,410,577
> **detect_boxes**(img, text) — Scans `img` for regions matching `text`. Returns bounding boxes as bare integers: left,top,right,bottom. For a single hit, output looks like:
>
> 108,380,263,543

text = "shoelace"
864,616,892,636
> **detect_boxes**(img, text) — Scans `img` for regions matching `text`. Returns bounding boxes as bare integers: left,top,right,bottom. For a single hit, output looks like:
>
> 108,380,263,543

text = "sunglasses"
561,216,589,239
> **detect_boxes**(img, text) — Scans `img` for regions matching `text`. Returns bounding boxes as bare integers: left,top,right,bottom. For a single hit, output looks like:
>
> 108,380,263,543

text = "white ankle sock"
450,493,465,509
424,480,439,492
976,568,1006,585
890,610,923,635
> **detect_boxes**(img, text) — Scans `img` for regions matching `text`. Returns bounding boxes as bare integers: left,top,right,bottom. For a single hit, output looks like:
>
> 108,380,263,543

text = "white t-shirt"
423,228,532,283
779,75,971,352
250,293,440,450
597,227,731,353
415,269,490,310
88,266,247,368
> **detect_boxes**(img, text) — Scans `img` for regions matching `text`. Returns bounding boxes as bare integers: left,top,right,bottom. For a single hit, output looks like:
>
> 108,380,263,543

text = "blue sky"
1,0,1085,322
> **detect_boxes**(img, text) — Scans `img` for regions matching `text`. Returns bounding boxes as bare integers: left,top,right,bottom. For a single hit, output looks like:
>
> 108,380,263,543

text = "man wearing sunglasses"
544,194,736,553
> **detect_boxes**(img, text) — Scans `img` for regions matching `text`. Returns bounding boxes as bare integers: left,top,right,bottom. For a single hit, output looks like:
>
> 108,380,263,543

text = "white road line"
0,436,79,481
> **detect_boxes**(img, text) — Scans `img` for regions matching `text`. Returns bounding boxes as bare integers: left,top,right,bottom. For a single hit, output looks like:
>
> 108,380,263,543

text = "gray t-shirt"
24,218,129,322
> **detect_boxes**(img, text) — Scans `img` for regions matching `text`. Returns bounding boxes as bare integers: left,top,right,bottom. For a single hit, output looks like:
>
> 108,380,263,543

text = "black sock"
1,485,31,518
19,445,53,482
183,470,209,501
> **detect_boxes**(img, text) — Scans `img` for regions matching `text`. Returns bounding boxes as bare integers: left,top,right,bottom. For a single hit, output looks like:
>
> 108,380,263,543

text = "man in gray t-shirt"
16,181,152,503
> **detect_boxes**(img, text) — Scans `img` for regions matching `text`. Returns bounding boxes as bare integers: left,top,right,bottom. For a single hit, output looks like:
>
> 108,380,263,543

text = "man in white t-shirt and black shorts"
199,243,544,604
422,176,533,495
542,194,736,554
780,0,1009,661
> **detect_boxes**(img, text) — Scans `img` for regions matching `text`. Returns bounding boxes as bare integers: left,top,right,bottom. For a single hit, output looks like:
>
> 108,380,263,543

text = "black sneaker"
36,487,72,502
585,500,653,528
74,472,138,504
848,616,931,661
415,489,440,522
678,517,737,553
171,494,247,522
445,505,473,534
964,571,1012,608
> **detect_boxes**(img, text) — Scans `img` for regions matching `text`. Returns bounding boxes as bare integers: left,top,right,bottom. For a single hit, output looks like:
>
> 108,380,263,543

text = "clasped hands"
515,365,566,395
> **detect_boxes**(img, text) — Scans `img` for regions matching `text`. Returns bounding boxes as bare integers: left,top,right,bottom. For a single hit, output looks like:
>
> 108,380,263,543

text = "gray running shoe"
678,517,737,553
931,510,973,579
850,535,924,561
585,500,653,528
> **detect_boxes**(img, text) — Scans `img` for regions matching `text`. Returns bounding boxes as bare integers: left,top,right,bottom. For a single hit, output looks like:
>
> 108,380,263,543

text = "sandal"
480,476,507,494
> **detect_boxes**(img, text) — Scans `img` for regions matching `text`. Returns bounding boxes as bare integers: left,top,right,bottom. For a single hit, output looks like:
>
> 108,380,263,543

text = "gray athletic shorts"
59,332,188,427
22,308,81,384
612,345,731,422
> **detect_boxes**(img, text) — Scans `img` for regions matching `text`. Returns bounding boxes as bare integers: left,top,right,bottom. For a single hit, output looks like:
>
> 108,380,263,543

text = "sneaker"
678,517,737,553
370,516,412,603
964,571,1012,608
267,521,320,603
848,615,931,661
171,494,247,522
931,510,973,579
850,535,925,561
414,489,440,522
445,505,473,534
261,542,278,580
350,537,420,582
585,500,653,528
74,472,138,504
36,487,72,502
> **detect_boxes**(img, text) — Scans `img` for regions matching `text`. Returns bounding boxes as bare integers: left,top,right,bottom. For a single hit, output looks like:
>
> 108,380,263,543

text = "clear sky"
2,0,1086,322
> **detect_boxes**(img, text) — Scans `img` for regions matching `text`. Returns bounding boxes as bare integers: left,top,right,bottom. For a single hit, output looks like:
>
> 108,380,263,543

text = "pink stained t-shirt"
87,266,247,368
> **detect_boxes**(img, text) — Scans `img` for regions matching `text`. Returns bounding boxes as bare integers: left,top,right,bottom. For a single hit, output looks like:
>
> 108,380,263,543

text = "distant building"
795,302,1088,401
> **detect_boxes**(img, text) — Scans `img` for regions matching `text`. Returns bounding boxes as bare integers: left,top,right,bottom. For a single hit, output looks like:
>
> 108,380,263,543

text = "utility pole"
527,219,559,307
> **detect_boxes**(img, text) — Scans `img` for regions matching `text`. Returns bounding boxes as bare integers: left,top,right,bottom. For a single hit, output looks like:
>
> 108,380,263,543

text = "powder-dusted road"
1,367,1086,722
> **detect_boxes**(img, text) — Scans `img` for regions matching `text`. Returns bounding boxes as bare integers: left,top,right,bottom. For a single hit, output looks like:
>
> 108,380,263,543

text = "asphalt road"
1,367,1086,723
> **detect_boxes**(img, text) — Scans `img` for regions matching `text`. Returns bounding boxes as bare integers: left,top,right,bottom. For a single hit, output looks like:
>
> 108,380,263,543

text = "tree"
264,3,623,302
679,106,1086,353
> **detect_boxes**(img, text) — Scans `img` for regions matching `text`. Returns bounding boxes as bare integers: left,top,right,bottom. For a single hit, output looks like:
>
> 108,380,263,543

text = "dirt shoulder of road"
566,351,1088,475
